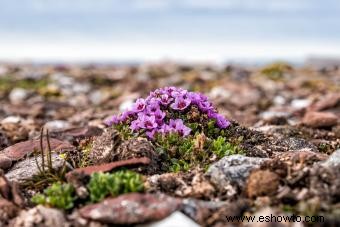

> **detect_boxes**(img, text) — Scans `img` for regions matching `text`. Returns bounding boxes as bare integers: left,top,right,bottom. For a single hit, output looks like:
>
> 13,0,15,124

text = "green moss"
31,183,76,210
260,62,291,81
154,130,244,172
87,170,144,203
211,136,244,158
0,76,49,91
114,124,134,140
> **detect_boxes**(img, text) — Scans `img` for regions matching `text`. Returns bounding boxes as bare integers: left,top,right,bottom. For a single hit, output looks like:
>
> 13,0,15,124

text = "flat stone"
302,111,338,128
1,138,74,161
310,93,340,111
206,155,269,190
79,193,181,225
66,157,150,177
5,153,69,183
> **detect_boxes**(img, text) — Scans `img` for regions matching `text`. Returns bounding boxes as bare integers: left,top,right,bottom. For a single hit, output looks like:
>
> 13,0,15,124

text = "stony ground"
0,62,339,226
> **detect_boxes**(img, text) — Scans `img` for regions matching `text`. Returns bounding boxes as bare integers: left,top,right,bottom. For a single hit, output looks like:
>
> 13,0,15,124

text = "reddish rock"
0,172,24,207
302,111,338,128
0,199,19,223
246,170,280,198
79,193,180,224
66,157,150,177
1,138,74,161
0,155,12,170
0,172,11,200
310,93,340,111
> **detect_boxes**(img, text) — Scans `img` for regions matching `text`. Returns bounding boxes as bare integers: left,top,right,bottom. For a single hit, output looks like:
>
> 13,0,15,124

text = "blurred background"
0,0,340,63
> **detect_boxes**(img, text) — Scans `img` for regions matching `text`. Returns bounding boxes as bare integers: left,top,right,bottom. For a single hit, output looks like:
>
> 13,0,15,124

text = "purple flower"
133,98,146,112
146,129,157,139
169,119,191,136
170,96,191,110
130,119,141,131
154,109,166,123
139,115,158,129
159,94,173,106
159,124,173,134
214,113,230,129
105,115,120,126
171,89,187,98
107,86,230,139
146,99,160,113
165,86,177,96
119,110,135,122
198,101,213,113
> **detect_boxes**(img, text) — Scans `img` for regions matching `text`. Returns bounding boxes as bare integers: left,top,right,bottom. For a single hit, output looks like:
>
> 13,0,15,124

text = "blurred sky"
0,0,340,63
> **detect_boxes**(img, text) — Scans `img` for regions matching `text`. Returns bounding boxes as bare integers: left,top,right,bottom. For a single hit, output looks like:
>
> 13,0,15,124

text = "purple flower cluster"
106,87,230,139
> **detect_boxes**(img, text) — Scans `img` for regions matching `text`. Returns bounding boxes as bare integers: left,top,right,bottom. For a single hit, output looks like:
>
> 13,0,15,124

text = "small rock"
139,211,200,227
5,153,70,183
0,199,19,224
72,83,91,94
0,173,25,206
9,88,30,105
66,157,150,177
260,111,289,125
0,116,22,125
116,138,160,174
322,149,340,169
11,205,67,227
209,86,231,100
1,138,74,161
0,116,29,143
0,155,12,170
273,96,286,106
89,128,121,164
310,93,340,111
291,98,311,109
302,111,338,128
79,193,181,225
260,111,290,121
44,120,71,132
206,155,269,191
89,90,110,105
246,170,280,198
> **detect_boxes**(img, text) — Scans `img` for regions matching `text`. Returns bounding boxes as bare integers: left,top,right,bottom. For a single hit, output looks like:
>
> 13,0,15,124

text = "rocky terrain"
0,61,339,226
